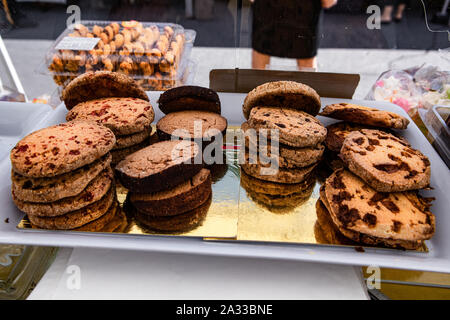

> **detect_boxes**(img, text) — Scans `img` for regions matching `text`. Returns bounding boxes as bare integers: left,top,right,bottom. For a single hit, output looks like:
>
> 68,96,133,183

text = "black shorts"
251,0,322,59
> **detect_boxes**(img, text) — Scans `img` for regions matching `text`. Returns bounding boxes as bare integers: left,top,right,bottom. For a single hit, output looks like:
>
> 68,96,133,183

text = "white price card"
55,37,100,51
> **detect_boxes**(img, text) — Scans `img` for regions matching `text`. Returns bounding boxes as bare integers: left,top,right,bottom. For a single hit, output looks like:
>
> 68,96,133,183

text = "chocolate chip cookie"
321,169,435,249
319,103,409,129
340,129,430,192
242,121,325,168
241,152,317,184
247,107,327,148
243,81,321,119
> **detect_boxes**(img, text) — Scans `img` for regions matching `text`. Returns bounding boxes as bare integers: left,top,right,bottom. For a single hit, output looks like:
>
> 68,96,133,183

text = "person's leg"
1,0,14,25
395,0,409,20
296,57,317,70
381,4,394,23
252,49,270,69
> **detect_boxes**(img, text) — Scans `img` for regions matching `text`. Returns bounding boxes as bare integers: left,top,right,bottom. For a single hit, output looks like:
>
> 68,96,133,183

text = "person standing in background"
251,0,338,71
380,0,410,23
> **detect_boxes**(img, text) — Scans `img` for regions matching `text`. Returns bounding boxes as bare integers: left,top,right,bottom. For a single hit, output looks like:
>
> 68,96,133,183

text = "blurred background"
0,0,448,49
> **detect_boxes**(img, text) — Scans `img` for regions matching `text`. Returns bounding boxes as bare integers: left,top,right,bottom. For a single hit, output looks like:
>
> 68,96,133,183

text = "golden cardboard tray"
17,127,426,252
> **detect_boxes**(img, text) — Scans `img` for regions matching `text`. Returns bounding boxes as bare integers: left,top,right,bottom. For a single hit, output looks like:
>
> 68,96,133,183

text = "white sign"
56,37,100,51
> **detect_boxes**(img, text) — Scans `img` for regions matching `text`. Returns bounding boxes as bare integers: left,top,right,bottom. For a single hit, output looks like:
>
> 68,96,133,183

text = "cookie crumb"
4,218,9,223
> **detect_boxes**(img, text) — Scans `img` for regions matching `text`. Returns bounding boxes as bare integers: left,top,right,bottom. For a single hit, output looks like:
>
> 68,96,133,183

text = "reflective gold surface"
238,181,320,243
18,159,239,239
16,128,427,251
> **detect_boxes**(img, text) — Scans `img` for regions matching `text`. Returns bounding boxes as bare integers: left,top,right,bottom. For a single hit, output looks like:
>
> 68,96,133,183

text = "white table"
28,248,369,300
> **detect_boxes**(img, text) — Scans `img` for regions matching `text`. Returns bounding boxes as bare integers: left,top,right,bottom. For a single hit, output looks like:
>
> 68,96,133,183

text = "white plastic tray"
0,93,449,272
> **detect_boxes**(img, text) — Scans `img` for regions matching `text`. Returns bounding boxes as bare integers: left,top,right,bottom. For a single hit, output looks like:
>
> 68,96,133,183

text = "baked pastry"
242,121,324,168
115,140,203,193
241,170,315,209
156,110,227,142
241,152,317,184
325,122,369,153
28,185,116,230
61,71,149,110
247,107,326,148
240,169,315,196
11,153,111,203
319,103,409,129
321,169,435,249
114,127,153,150
110,139,151,166
340,129,430,192
66,97,155,136
314,199,357,246
243,81,321,118
10,121,115,178
129,168,212,216
158,85,221,115
12,167,113,216
73,201,119,232
131,195,211,233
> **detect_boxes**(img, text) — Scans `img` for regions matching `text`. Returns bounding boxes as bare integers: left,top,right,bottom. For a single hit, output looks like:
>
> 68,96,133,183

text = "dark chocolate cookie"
158,85,221,115
115,140,203,193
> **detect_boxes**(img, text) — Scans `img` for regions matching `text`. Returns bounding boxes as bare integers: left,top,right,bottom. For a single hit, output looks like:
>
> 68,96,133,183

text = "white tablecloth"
28,248,369,300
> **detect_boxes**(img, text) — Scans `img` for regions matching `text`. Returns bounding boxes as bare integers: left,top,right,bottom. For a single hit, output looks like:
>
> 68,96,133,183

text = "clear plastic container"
38,20,196,91
419,105,450,168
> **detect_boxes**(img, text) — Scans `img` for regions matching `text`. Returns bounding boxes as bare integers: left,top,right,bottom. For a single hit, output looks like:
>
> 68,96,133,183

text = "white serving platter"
0,92,449,272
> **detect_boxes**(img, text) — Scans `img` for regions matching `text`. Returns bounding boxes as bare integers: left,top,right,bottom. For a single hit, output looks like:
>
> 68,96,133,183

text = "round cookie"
11,153,111,203
315,199,357,246
321,169,435,249
131,195,211,233
61,71,149,110
240,169,315,196
66,97,154,135
156,110,227,141
10,121,115,178
114,127,153,150
111,139,150,166
242,121,325,168
158,85,221,115
73,201,119,232
243,81,321,118
13,167,114,217
241,152,317,184
340,129,430,192
319,103,409,129
115,140,203,193
129,168,211,217
247,107,327,148
28,185,115,230
325,122,369,153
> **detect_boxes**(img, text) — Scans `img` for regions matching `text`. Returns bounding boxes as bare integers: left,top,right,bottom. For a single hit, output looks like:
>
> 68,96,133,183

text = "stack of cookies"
316,128,435,249
240,81,326,210
62,71,156,165
10,121,122,231
156,86,228,162
116,140,212,232
319,102,410,170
